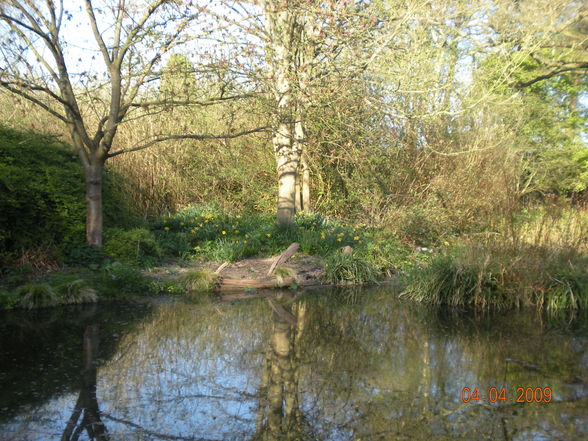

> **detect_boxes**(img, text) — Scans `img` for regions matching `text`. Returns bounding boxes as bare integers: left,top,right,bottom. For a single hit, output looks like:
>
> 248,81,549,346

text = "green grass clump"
274,266,296,286
402,242,588,312
55,279,98,304
15,283,58,309
325,252,379,285
183,270,218,293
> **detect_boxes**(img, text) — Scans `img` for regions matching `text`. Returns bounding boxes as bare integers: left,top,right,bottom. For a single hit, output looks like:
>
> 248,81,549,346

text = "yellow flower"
266,233,271,238
443,241,450,246
199,223,203,227
243,240,248,244
299,226,305,230
337,238,342,242
222,231,226,235
338,232,345,237
164,226,170,231
180,222,185,226
234,230,239,234
353,236,360,241
245,234,250,238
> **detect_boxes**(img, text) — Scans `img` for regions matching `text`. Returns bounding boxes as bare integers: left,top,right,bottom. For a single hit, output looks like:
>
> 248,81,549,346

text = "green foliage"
325,252,379,285
98,261,151,296
0,126,139,269
104,228,162,266
274,266,295,286
182,270,218,293
15,283,58,309
402,242,588,312
0,289,18,309
55,279,98,304
149,279,187,295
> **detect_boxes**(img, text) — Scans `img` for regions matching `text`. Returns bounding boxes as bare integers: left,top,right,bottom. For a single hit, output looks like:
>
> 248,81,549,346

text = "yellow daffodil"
222,231,226,235
164,226,170,231
337,238,342,242
266,233,271,238
353,236,360,241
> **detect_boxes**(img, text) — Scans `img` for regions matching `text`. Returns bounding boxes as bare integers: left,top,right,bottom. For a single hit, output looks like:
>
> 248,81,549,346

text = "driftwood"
214,262,229,274
267,242,300,276
217,276,295,292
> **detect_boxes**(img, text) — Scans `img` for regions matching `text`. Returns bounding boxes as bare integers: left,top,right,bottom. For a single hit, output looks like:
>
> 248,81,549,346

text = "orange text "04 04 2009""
461,387,553,403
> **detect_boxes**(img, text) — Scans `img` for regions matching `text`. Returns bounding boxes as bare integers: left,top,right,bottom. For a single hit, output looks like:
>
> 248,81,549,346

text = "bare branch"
107,126,271,158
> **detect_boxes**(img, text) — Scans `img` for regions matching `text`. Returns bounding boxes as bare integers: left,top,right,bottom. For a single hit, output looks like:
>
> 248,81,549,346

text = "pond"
1,286,587,441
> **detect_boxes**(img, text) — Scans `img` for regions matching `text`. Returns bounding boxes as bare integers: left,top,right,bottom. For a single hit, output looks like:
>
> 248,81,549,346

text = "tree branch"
107,126,271,158
516,62,588,88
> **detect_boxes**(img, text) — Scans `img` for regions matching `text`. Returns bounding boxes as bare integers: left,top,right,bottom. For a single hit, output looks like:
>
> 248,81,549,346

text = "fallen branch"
267,243,300,276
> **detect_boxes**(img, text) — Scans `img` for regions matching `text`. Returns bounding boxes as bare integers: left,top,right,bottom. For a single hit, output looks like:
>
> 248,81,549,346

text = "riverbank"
1,204,587,313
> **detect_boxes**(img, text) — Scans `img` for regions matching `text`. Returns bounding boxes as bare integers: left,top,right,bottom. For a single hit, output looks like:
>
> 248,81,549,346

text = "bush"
104,227,162,266
0,126,139,269
99,261,151,296
0,289,18,309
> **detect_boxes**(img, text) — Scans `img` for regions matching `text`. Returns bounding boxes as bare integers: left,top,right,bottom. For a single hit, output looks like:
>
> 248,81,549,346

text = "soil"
142,253,326,290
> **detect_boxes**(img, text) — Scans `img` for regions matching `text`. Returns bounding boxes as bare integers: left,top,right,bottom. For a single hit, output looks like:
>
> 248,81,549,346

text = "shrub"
0,126,139,268
99,261,151,296
104,227,161,266
14,283,58,309
0,289,18,309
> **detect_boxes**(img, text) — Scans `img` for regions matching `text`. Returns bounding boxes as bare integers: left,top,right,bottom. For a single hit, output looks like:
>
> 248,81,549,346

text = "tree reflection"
61,325,109,441
255,298,308,441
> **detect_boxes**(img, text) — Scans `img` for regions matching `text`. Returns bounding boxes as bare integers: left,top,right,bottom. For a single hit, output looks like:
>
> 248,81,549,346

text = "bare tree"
0,0,264,246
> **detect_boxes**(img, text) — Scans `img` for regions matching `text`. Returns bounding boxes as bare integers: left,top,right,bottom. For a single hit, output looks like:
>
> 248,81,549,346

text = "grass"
402,240,588,312
15,283,58,309
325,251,379,285
183,270,218,293
55,279,98,305
274,266,296,286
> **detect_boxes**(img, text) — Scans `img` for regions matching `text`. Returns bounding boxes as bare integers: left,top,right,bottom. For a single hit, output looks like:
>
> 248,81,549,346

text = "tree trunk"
301,155,310,211
85,162,104,247
276,144,299,226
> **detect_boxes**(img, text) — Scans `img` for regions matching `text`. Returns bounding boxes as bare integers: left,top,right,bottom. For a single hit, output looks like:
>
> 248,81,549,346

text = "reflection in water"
256,298,306,440
0,287,587,441
61,325,109,441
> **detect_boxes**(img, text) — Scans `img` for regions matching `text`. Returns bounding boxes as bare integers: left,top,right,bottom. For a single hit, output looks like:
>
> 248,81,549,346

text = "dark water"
1,286,587,441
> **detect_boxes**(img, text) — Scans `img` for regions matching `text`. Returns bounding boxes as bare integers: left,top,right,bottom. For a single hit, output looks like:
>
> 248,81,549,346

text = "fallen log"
217,276,295,292
267,242,300,276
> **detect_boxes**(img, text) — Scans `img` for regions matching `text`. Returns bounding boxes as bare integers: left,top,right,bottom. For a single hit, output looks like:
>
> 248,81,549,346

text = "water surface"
1,287,587,441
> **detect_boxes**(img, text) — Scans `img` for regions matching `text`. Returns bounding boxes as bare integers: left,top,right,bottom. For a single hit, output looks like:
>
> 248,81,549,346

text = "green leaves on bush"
104,228,162,266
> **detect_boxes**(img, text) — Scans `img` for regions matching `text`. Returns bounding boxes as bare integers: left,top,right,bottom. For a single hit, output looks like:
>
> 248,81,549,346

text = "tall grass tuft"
402,240,588,312
325,252,379,285
56,279,98,304
15,283,58,309
183,270,218,293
